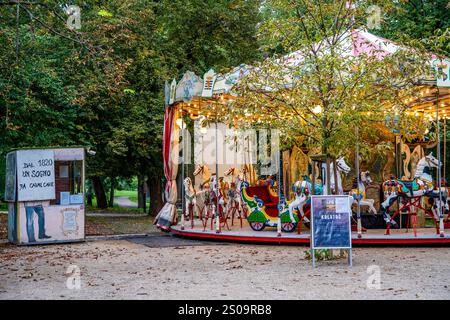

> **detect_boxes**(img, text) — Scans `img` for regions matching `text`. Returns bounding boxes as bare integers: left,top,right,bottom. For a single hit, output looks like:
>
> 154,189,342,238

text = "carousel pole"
215,118,221,234
356,127,362,238
277,148,282,237
180,105,186,230
436,87,445,237
444,119,447,181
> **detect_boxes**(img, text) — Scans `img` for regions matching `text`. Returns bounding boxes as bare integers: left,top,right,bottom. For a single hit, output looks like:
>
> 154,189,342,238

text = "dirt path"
1,238,450,300
114,197,137,208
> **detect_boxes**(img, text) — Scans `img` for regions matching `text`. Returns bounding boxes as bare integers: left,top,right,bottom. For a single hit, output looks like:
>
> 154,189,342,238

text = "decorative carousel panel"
213,64,251,94
175,71,203,103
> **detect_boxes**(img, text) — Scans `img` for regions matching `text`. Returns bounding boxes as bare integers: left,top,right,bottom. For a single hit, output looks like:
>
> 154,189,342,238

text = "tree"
226,0,446,191
374,0,450,55
0,0,264,214
157,0,263,76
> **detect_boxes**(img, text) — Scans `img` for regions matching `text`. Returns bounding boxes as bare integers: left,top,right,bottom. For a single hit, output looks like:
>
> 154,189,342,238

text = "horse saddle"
391,179,421,195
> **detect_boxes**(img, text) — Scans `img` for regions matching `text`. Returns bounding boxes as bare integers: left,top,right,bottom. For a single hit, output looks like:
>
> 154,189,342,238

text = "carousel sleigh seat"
244,185,279,218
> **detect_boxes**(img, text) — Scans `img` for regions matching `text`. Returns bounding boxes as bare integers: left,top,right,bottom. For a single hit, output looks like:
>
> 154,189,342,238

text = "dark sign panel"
311,195,352,249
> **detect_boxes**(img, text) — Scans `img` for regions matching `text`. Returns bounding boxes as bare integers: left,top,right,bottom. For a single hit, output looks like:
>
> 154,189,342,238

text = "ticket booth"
5,147,85,245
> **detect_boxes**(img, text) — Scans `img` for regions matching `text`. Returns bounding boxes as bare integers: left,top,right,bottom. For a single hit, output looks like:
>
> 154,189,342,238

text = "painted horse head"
424,152,442,168
193,164,206,176
183,177,192,188
183,177,195,194
224,167,236,177
360,170,373,184
336,156,351,174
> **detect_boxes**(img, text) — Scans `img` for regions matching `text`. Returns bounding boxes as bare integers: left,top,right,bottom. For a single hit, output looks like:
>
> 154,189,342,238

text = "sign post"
310,195,353,267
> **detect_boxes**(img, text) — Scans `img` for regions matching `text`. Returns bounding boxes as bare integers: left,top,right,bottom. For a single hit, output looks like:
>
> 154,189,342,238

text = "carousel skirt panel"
170,219,450,246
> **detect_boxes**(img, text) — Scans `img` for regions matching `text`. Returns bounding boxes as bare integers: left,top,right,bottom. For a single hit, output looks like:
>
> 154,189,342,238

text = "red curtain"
154,106,180,230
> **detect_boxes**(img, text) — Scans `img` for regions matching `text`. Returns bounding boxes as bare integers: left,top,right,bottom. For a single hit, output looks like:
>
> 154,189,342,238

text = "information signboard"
310,195,352,267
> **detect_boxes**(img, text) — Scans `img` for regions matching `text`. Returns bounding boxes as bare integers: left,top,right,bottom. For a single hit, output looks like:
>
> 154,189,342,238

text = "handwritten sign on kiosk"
16,150,55,201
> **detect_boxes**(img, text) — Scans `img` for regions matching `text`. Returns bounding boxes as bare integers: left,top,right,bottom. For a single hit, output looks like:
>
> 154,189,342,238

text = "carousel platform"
171,219,450,246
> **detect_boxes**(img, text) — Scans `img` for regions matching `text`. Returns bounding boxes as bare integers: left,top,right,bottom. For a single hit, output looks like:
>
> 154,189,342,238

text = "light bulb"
312,105,322,114
176,118,185,128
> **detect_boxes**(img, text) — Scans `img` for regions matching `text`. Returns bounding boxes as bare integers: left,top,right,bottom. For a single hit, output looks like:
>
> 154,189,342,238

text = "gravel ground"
1,238,450,300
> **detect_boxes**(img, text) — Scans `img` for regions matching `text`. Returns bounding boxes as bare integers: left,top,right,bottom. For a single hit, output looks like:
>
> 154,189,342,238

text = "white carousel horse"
181,177,200,229
349,171,377,215
321,156,351,195
288,157,351,223
381,153,449,226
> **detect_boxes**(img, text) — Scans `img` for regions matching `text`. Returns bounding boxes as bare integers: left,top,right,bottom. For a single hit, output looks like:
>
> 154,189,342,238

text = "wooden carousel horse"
289,157,351,225
381,153,449,233
193,164,211,190
181,177,200,230
349,171,377,215
192,164,211,224
223,167,248,226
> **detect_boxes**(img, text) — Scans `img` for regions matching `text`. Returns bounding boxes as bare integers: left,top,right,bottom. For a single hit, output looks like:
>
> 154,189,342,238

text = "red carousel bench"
244,185,279,218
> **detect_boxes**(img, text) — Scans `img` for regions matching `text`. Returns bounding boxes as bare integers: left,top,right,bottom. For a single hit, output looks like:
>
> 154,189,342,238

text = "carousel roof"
166,29,449,117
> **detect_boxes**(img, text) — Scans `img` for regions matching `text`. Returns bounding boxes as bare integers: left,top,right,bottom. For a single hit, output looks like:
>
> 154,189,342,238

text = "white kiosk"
5,147,85,245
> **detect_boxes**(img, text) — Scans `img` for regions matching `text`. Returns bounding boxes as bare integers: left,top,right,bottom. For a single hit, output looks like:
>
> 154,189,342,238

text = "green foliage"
232,0,447,164
157,0,263,75
0,0,263,209
304,249,347,261
1,0,448,210
373,0,450,56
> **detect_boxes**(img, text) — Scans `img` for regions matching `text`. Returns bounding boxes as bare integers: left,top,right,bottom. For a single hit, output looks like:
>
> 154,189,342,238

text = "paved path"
114,196,138,208
86,213,145,217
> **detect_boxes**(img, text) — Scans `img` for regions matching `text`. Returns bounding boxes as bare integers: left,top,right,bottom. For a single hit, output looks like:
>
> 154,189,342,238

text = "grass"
86,214,157,236
87,189,149,214
86,204,148,214
114,190,140,203
0,190,149,214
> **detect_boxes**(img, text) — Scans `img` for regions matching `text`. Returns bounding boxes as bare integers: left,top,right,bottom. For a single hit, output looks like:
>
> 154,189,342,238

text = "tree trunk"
108,177,116,207
138,175,145,209
92,176,107,209
148,175,163,216
86,179,93,206
143,180,147,213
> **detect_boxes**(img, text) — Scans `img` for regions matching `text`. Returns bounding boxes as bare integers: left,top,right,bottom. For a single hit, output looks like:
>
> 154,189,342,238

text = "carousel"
154,29,450,245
